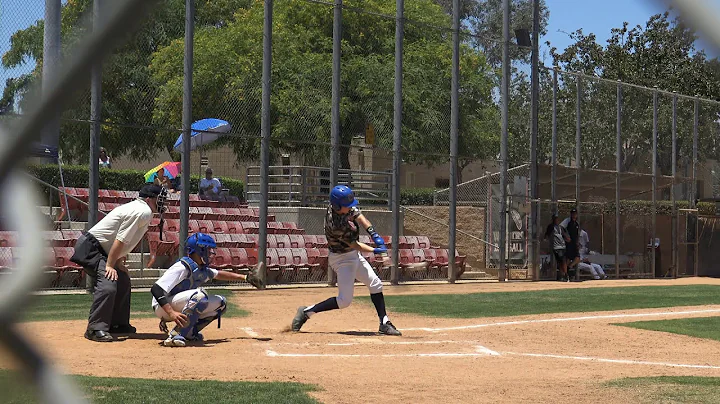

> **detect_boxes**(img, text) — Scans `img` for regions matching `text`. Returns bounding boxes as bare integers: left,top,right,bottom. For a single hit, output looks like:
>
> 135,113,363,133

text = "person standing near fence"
545,212,571,282
562,208,581,267
290,185,402,336
71,185,167,342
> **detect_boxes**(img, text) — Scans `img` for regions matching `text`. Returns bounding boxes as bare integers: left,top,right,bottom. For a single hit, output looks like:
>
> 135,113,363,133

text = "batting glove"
373,245,388,255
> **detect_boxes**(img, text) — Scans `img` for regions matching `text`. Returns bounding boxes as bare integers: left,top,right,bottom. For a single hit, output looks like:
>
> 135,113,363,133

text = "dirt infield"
9,278,720,403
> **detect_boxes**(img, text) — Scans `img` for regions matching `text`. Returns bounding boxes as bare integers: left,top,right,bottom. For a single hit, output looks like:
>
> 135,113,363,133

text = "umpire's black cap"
570,207,578,214
139,184,163,198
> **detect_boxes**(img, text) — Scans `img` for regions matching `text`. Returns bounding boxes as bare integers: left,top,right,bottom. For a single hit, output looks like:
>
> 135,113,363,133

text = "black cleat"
84,330,114,342
379,321,402,336
292,306,309,332
111,324,136,334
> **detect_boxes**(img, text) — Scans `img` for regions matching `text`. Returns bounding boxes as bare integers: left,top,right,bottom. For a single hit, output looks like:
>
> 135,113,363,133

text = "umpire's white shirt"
88,199,152,257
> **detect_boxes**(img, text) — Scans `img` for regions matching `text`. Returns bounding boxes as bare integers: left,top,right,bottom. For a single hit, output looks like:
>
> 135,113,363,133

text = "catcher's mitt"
246,263,265,290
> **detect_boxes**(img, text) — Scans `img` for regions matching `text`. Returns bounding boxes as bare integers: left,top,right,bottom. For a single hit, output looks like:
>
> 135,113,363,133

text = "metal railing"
246,165,392,208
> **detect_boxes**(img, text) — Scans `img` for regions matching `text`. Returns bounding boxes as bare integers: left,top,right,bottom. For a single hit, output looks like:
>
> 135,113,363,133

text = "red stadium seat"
0,231,17,247
226,221,244,234
212,248,234,269
416,236,432,249
44,231,69,247
0,247,13,270
196,207,213,220
315,235,328,249
274,234,291,248
221,208,242,222
188,220,200,233
238,208,255,221
245,248,259,266
212,220,230,234
228,248,249,269
398,249,414,268
404,236,419,249
213,233,235,248
317,248,329,270
289,234,305,248
266,222,282,234
243,234,259,247
241,222,258,234
275,248,294,269
148,217,162,232
205,208,225,221
163,219,181,232
302,235,318,248
423,249,439,269
196,220,214,234
146,232,179,268
61,230,83,244
266,234,278,248
52,247,82,287
397,237,412,249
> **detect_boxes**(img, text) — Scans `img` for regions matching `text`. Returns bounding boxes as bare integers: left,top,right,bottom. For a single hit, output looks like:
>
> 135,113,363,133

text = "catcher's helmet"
186,233,216,264
330,185,358,210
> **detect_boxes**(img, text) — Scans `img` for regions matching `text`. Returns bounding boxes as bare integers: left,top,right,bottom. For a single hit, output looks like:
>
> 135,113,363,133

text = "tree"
548,11,720,175
2,0,249,163
150,0,498,181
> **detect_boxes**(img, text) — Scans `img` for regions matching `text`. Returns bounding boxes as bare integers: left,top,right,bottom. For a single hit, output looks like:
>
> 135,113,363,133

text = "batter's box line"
265,347,720,369
403,308,720,332
265,345,499,358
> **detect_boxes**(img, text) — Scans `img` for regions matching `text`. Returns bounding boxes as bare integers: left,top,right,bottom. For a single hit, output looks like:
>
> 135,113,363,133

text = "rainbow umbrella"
144,162,181,183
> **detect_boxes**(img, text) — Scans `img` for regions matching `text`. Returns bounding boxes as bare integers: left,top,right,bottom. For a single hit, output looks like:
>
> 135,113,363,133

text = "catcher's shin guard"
169,289,209,339
193,295,227,335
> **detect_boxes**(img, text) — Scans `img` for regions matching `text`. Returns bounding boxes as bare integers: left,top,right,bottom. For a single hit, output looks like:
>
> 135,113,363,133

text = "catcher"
151,233,263,347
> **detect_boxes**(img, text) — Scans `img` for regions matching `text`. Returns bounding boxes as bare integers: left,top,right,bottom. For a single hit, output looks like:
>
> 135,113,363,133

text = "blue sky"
1,0,720,88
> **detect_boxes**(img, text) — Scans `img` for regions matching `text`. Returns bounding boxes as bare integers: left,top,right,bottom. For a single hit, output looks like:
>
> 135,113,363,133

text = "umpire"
72,184,167,342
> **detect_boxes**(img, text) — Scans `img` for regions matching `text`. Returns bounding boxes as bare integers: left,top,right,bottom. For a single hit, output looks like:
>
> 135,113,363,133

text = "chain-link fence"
3,0,720,290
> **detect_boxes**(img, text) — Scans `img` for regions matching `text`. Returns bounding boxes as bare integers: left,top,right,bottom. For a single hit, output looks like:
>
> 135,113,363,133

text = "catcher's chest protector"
169,257,213,295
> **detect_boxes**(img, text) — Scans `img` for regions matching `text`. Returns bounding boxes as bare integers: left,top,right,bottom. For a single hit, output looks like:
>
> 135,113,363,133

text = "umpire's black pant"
87,260,131,332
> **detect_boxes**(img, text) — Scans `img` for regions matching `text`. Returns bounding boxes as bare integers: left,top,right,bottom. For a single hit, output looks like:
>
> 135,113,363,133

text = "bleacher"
4,187,468,287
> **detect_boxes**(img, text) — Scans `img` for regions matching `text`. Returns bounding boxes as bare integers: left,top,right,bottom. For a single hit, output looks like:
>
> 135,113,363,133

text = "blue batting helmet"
186,233,217,264
330,185,358,210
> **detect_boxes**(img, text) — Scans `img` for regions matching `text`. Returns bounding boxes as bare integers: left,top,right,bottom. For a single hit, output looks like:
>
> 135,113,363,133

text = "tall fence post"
574,76,581,281
259,0,273,287
42,0,61,148
179,0,194,258
671,92,677,278
551,68,558,209
499,0,510,281
529,0,540,281
615,81,622,279
331,0,342,187
391,0,404,285
448,0,460,283
651,88,658,278
692,97,699,276
89,0,102,230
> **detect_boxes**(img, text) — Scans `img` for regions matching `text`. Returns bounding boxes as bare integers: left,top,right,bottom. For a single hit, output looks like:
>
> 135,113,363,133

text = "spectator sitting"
576,229,607,280
167,165,182,193
99,147,111,169
199,168,222,199
152,168,172,189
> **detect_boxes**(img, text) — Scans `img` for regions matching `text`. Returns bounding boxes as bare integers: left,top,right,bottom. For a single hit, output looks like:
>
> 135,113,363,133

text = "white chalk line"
265,348,493,358
240,327,259,338
266,346,720,369
403,308,720,332
504,352,720,370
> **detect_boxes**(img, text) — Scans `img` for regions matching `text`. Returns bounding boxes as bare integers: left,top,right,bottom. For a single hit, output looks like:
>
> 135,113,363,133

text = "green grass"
0,370,319,404
615,316,720,342
22,289,248,322
363,285,720,318
607,376,720,403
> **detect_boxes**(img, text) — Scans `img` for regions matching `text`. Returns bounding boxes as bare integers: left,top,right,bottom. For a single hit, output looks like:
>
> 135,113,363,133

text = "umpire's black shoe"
292,306,309,332
84,330,114,342
379,321,402,336
111,324,137,334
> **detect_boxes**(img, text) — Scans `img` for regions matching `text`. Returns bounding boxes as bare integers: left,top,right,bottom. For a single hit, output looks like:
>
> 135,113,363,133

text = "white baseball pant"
153,289,225,321
577,262,606,279
330,250,383,309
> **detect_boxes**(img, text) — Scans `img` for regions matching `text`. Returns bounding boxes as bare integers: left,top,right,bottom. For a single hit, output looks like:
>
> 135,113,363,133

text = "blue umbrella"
173,118,232,152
